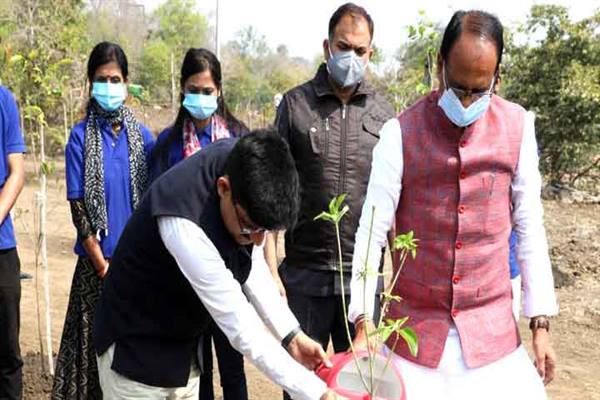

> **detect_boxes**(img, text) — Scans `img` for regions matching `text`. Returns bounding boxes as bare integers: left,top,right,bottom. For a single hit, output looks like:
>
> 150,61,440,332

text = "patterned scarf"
83,101,148,236
182,115,232,159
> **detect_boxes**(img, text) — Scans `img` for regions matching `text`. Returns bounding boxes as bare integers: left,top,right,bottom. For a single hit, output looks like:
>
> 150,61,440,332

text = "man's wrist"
529,315,550,332
282,325,302,349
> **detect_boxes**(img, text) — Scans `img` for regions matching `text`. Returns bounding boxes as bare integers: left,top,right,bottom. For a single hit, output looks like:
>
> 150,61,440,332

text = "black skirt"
51,257,103,400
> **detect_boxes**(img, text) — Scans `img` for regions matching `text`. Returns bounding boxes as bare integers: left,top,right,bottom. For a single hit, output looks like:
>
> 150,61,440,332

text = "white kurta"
387,327,546,400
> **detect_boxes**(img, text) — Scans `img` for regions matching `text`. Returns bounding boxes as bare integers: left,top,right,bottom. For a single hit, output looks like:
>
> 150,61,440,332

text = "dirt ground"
13,151,600,399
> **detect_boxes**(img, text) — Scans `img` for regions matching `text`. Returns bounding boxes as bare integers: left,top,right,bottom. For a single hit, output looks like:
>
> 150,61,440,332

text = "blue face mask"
438,65,495,127
91,82,126,112
326,44,368,88
183,93,218,120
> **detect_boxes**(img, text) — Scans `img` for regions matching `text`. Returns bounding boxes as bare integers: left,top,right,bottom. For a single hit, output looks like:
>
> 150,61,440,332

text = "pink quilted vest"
387,91,525,368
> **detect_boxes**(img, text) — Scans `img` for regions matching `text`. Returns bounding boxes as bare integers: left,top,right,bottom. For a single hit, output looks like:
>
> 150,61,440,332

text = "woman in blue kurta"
149,48,248,400
52,42,154,400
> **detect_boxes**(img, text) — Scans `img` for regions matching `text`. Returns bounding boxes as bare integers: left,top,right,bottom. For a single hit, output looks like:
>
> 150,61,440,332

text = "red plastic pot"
316,351,406,400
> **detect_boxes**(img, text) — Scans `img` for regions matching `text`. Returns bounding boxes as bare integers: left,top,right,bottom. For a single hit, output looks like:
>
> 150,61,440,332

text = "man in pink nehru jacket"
349,9,558,400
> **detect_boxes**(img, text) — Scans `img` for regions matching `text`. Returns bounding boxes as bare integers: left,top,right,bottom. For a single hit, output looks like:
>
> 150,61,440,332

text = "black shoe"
20,272,33,280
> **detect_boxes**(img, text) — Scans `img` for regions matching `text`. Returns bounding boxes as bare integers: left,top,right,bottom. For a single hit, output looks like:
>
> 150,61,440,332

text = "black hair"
86,41,129,83
225,128,299,231
151,48,248,175
328,3,374,42
440,10,504,70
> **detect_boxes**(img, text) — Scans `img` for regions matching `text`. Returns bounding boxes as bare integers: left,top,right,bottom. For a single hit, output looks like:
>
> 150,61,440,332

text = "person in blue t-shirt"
0,86,26,400
51,42,154,399
510,229,522,320
149,48,249,400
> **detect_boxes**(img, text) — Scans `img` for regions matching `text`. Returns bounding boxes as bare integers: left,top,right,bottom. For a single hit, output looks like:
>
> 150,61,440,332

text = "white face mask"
437,64,495,127
326,44,368,88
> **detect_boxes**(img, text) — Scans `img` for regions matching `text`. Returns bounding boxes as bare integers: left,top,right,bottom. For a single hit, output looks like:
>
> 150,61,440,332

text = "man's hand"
273,274,287,300
264,232,286,300
320,389,348,400
351,317,378,353
532,327,556,385
286,332,331,370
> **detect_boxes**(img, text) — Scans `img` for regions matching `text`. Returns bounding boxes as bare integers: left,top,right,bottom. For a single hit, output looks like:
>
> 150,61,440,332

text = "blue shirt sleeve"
1,87,26,154
140,124,155,158
65,122,86,200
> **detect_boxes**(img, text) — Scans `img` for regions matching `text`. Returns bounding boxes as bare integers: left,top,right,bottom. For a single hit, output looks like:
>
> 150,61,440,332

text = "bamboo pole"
37,117,54,375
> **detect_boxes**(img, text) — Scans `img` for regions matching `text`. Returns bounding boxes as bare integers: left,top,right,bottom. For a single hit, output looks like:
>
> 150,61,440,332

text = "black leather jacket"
277,64,394,275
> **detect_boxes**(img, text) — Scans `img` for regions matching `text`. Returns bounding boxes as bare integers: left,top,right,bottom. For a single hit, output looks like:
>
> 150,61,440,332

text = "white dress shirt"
349,112,559,323
158,216,327,400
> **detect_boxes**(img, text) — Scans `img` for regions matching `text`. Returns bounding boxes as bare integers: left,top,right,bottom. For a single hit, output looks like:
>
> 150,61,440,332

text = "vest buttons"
452,275,460,284
458,205,466,214
460,171,466,179
455,241,463,250
451,309,459,318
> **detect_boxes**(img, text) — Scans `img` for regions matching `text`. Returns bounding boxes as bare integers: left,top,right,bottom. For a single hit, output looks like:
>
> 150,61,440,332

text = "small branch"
570,156,600,185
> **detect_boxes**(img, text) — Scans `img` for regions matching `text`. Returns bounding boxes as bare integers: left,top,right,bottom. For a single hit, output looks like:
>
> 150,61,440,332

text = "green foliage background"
0,1,597,186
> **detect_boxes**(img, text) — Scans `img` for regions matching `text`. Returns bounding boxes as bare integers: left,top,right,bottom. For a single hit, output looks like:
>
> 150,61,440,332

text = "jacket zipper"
324,117,330,159
337,103,348,271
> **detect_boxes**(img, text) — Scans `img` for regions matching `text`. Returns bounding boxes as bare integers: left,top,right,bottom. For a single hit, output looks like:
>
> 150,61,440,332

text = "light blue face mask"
326,44,368,88
183,93,218,120
438,65,495,127
91,82,126,112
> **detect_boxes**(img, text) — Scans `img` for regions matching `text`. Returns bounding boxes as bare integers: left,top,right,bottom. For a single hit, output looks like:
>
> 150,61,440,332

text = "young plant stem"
363,207,376,395
373,335,400,396
377,250,408,329
334,222,369,392
372,249,409,396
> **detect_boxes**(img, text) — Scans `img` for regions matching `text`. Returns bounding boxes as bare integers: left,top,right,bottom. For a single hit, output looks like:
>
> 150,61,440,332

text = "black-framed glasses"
443,64,496,100
233,203,267,238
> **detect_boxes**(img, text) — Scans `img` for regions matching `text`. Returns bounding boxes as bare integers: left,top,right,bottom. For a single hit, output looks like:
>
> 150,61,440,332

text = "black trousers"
0,248,22,400
283,290,355,400
200,321,248,400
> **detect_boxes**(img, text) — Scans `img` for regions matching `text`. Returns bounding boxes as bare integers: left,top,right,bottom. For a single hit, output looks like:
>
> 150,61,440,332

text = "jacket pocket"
362,116,382,139
307,117,329,158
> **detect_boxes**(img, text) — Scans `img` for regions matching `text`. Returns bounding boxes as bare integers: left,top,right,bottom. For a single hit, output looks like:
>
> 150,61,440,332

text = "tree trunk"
171,51,176,116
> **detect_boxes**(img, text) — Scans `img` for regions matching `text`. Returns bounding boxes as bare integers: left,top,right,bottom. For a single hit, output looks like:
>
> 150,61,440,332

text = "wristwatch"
529,315,550,332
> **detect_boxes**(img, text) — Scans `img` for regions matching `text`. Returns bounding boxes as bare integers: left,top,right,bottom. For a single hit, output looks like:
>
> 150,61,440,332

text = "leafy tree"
153,0,210,57
138,39,171,102
370,12,441,112
221,26,313,127
503,5,600,185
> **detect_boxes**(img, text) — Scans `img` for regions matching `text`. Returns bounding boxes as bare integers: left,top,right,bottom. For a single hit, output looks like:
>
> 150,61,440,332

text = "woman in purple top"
149,48,249,400
52,42,154,399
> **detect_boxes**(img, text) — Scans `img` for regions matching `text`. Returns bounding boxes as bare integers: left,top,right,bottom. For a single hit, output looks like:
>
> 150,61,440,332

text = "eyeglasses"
443,65,496,100
233,203,267,238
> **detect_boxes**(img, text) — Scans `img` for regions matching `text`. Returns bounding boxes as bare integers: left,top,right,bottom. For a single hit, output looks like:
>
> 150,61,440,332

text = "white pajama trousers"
387,327,547,400
97,344,200,399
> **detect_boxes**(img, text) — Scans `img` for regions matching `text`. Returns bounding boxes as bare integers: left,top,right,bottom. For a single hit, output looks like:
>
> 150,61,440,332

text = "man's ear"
323,38,330,61
217,176,231,199
494,65,502,93
436,52,444,89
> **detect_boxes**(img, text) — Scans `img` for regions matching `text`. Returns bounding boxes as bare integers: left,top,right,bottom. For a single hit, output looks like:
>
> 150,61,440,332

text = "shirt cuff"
6,143,26,154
